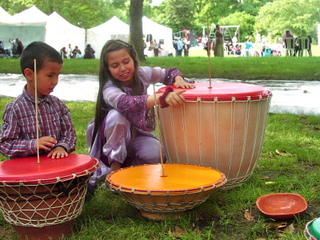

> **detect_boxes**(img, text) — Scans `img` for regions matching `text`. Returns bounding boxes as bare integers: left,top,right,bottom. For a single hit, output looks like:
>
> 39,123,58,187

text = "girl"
86,39,194,190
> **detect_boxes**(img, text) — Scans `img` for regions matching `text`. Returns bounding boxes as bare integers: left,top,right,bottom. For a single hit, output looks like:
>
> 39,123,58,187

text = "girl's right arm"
146,90,186,109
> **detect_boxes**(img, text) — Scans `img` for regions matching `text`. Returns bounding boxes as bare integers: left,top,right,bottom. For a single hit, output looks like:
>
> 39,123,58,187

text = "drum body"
0,154,99,240
106,163,226,220
157,82,272,188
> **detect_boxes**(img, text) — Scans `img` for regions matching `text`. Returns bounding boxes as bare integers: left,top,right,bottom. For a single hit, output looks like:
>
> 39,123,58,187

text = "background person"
72,46,82,58
84,44,95,59
213,25,224,57
60,47,67,58
15,38,24,55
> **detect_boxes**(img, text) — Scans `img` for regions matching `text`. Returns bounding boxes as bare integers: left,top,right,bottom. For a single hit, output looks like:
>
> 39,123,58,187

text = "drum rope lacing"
114,183,225,213
0,174,92,227
160,93,272,189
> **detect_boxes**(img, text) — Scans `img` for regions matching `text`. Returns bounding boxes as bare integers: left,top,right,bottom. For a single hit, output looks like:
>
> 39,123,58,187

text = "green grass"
0,52,320,239
0,99,319,240
1,52,320,80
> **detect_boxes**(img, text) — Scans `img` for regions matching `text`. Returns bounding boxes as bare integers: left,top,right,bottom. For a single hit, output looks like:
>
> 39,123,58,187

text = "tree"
130,0,145,61
255,0,320,42
1,0,126,29
161,0,195,33
219,12,255,42
234,0,272,16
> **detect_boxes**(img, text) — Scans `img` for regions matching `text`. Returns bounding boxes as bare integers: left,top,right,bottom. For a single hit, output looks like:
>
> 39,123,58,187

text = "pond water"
0,73,319,115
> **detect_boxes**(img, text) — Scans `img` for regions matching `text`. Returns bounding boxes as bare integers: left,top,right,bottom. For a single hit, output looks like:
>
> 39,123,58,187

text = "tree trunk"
130,0,145,61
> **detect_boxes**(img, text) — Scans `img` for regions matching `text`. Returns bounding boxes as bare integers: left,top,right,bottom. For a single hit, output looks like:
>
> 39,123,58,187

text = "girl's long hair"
90,39,141,147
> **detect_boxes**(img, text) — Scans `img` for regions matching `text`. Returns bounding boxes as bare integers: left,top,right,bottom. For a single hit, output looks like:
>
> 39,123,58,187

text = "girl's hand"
165,90,186,108
173,76,195,89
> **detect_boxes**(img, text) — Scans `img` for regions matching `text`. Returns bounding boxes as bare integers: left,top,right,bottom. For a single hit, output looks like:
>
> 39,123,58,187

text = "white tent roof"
87,16,173,58
87,16,130,58
0,6,85,53
46,12,85,53
0,6,11,22
0,6,47,47
9,6,48,25
142,16,173,52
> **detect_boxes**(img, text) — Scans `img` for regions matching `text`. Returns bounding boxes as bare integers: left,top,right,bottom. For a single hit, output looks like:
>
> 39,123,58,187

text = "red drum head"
157,82,271,101
0,154,99,184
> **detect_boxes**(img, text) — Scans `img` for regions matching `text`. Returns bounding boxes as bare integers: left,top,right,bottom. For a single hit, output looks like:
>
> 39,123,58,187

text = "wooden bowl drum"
0,154,99,240
106,163,227,220
157,82,272,189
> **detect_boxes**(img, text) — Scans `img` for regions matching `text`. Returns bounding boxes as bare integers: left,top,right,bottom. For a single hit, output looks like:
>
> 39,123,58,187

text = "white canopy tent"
0,6,85,53
46,12,85,53
0,6,47,49
0,7,12,50
318,24,320,46
86,16,130,58
142,16,173,56
87,16,173,58
0,6,11,21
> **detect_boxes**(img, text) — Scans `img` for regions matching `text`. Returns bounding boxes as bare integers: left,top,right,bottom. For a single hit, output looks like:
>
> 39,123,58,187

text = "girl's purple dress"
86,66,189,186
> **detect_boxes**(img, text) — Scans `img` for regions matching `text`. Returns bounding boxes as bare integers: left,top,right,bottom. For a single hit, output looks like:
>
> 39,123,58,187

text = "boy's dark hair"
20,41,63,76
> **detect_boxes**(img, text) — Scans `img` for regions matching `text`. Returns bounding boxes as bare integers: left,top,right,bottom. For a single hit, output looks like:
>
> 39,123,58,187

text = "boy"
0,41,76,159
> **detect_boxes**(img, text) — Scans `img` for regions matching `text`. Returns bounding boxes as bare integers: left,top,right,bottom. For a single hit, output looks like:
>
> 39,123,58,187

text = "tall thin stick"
153,84,166,177
34,59,40,164
207,17,212,89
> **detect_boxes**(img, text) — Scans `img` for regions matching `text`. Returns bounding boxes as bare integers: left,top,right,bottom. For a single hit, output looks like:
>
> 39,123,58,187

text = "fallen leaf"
192,228,200,234
275,149,292,156
244,209,254,221
268,222,287,230
169,226,186,236
286,223,295,233
260,175,270,180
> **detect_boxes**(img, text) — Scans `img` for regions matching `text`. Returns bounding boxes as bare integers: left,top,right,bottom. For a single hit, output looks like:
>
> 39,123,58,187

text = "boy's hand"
37,136,57,151
47,146,68,159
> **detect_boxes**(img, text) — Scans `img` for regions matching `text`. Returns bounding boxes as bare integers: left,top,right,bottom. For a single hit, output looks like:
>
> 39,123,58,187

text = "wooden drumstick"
153,84,167,177
34,59,40,164
206,17,212,89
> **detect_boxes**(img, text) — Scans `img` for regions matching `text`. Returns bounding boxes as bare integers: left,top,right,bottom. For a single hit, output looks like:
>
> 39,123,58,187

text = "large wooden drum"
0,154,99,240
157,82,272,188
106,163,226,220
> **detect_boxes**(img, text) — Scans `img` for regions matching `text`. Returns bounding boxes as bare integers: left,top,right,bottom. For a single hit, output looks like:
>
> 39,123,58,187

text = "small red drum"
106,163,226,220
157,82,272,188
0,154,99,240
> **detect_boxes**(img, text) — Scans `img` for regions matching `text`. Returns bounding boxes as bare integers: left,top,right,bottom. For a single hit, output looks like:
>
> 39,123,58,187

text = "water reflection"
1,73,319,115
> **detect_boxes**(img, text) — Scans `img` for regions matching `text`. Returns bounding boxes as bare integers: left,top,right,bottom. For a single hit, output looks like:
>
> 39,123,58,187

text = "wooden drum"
0,154,99,240
157,82,272,189
106,163,226,220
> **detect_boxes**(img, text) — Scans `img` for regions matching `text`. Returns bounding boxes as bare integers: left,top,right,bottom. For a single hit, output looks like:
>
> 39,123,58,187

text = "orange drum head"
107,163,226,194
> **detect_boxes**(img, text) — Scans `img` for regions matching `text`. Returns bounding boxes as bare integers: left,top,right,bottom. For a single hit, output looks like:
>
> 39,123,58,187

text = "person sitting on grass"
86,39,195,194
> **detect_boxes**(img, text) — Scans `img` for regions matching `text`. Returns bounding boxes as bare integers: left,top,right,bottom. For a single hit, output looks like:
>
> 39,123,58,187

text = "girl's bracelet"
159,87,173,108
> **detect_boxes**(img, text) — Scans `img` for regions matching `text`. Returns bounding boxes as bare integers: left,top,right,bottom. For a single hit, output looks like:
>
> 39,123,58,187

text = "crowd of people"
1,38,97,59
0,38,24,58
1,29,313,61
60,44,96,59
